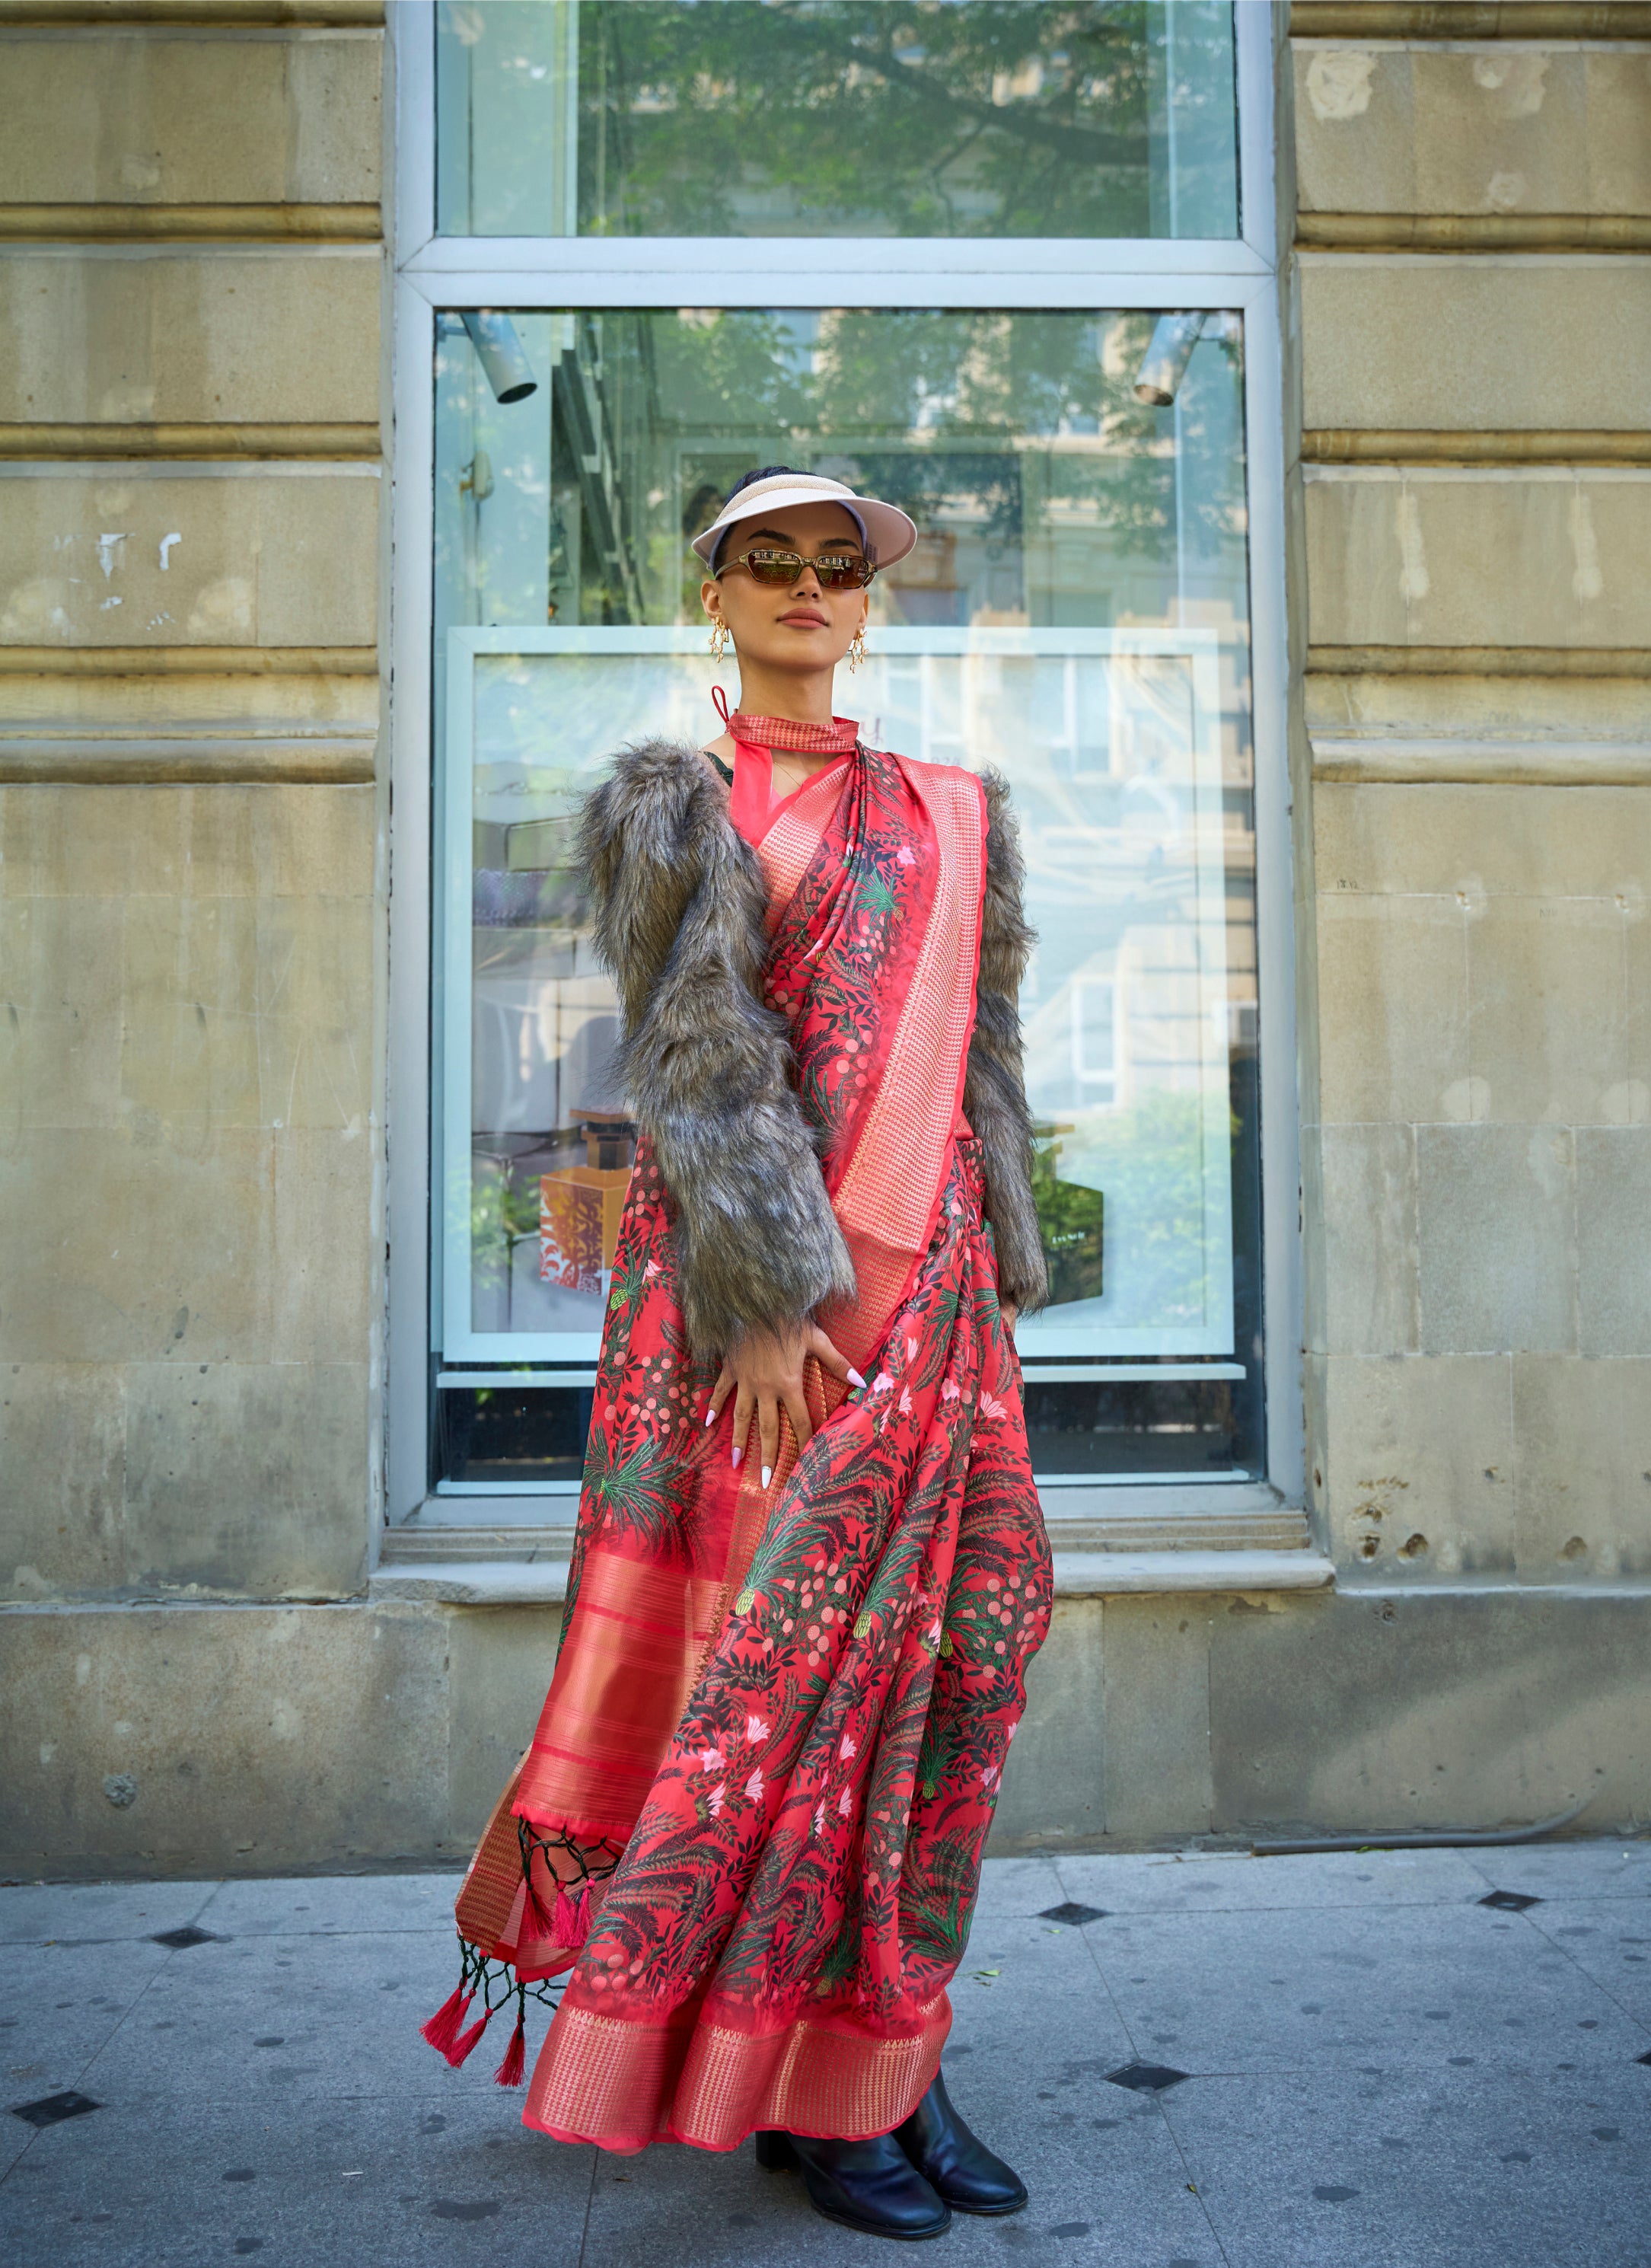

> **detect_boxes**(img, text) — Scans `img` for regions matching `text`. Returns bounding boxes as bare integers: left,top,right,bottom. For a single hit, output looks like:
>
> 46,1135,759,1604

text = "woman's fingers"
722,1322,855,1490
808,1325,865,1391
757,1393,782,1490
782,1383,814,1457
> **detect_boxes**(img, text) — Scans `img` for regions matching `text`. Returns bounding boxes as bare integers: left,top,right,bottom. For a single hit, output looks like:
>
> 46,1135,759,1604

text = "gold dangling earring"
848,624,867,672
709,618,729,665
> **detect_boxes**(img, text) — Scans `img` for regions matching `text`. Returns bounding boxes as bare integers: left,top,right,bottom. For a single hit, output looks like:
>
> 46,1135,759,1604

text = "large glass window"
435,1,1239,239
431,296,1263,1488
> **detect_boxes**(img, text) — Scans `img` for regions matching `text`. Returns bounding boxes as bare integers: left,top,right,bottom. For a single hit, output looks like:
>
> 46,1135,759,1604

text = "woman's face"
700,500,870,678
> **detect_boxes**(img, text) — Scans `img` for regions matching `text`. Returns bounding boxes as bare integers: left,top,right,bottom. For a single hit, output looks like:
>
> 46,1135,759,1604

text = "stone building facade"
2,0,1648,1876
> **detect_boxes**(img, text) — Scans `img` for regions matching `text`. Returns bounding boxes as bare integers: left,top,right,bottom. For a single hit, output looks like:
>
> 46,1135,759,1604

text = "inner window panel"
435,1,1240,241
432,301,1261,1483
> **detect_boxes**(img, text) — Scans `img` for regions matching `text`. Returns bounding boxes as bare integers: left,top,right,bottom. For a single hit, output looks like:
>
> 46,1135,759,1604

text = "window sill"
370,1549,1332,1606
394,1478,1305,1542
376,1481,1328,1604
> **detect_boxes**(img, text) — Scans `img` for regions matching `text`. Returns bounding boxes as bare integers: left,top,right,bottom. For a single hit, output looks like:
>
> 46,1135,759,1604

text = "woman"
424,467,1052,2242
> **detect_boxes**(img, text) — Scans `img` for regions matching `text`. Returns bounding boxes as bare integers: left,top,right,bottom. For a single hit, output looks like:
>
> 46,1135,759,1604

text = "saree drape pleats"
432,745,1052,2152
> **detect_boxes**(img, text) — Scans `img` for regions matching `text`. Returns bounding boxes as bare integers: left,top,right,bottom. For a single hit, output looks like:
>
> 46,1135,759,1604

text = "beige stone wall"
5,1581,1647,1874
0,1,386,1608
1291,2,1651,1586
5,1,1651,1876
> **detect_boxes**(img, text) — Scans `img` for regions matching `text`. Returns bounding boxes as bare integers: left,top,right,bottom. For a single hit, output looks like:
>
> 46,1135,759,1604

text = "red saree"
426,728,1052,2152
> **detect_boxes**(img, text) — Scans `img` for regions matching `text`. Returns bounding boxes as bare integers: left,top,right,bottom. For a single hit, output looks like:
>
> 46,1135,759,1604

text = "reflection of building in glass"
1071,975,1120,1103
438,306,1248,639
433,300,1260,1463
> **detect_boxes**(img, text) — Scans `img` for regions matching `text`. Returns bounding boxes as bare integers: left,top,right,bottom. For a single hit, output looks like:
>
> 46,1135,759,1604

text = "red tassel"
524,1867,557,1943
492,2011,527,2088
420,1984,471,2057
445,2005,492,2069
555,1882,591,1948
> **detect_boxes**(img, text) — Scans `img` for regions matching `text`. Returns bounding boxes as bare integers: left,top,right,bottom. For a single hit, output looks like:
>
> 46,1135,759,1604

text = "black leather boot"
893,2069,1028,2215
755,2129,951,2240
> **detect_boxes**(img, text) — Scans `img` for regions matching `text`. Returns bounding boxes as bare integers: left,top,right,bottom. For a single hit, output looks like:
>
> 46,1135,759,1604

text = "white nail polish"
705,1407,715,1427
732,1447,742,1468
761,1466,773,1489
847,1367,866,1389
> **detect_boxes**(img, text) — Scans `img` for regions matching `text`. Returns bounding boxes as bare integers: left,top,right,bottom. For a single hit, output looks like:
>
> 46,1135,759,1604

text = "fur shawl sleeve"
963,769,1050,1315
578,738,856,1357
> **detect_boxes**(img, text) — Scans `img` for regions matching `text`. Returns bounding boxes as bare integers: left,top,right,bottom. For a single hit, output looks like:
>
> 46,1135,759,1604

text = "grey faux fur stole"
964,769,1050,1317
578,738,1047,1356
578,739,857,1356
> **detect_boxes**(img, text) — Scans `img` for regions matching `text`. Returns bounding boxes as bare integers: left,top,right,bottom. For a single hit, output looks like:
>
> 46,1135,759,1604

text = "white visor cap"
692,471,918,572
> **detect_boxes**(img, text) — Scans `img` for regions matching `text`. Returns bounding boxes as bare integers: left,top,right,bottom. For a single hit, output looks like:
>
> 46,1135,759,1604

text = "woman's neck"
731,660,837,729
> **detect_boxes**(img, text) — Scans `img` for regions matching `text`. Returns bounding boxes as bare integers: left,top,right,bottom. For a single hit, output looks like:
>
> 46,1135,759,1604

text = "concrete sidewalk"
2,1841,1649,2267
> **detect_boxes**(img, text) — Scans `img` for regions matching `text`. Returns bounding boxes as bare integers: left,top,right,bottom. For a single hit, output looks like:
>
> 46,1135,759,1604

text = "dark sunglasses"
717,545,876,591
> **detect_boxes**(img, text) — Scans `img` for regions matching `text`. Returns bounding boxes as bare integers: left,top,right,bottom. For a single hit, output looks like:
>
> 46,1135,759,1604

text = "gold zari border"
524,1992,950,2152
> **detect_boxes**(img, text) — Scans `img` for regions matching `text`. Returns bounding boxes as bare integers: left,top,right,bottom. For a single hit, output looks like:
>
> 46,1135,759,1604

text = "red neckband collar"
712,685,859,754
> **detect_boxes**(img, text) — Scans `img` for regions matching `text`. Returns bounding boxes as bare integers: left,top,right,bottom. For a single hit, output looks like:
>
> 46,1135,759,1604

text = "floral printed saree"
423,734,1051,2152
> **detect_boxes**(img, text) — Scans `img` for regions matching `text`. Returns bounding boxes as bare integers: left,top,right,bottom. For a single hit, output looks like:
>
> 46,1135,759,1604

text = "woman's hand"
706,1323,865,1488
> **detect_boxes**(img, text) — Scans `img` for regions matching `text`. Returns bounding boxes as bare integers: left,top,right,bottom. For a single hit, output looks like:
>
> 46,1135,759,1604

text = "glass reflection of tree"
607,308,1245,629
578,2,1229,240
441,295,1251,1351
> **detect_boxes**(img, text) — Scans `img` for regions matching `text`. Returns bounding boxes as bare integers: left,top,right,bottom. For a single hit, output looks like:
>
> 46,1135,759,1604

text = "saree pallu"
429,743,1052,2152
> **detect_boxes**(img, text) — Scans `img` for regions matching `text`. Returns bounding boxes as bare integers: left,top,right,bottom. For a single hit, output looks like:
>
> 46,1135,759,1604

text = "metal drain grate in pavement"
11,2091,101,2129
1038,1902,1109,1927
1478,1890,1542,1912
151,1925,222,1949
1105,2062,1190,2093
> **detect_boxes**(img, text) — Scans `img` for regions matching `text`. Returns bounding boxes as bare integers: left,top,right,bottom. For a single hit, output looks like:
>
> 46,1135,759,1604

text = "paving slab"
1082,1900,1649,2075
967,1854,1064,1920
1053,1845,1490,1915
2,1936,177,2179
1459,1839,1651,1905
1522,1902,1651,2028
81,1928,466,2107
1160,2062,1651,2268
198,1872,464,1941
0,2086,596,2268
938,1937,1219,2268
580,2101,1216,2268
949,1913,1139,2094
0,1882,216,1948
3,1845,1650,2266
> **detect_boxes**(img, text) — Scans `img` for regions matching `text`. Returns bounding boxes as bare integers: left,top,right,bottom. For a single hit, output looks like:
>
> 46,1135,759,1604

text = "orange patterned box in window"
539,1169,629,1291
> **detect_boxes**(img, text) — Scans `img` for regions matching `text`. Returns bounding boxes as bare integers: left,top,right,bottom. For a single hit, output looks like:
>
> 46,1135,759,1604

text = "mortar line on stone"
0,1890,218,2187
1025,1868,1232,2258
1461,892,1477,1143
1155,2094,1238,2268
573,2135,600,2268
0,2117,42,2188
1048,1858,1142,2057
188,1877,232,1931
1204,1620,1215,1842
1496,1904,1651,2046
1506,1352,1519,1563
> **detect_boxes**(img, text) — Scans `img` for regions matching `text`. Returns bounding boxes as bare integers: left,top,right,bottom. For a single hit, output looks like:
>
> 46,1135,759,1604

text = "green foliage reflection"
527,307,1244,630
578,2,1236,239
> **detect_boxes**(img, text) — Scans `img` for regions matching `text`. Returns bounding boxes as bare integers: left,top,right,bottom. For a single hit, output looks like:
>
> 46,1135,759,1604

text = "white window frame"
384,0,1301,1529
